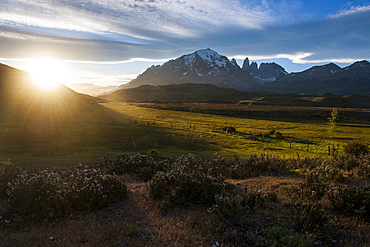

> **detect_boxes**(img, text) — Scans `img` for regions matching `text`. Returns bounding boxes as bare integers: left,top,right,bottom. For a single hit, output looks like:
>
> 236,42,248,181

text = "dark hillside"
101,83,265,103
101,83,370,108
0,63,117,156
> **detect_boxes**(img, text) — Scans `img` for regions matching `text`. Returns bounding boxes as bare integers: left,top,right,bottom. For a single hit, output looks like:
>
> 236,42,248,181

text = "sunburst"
26,58,71,90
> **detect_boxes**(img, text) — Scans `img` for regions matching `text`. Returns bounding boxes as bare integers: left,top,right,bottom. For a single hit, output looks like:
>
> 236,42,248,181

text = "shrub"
5,164,127,219
286,157,329,172
231,154,288,178
96,153,172,181
148,154,229,206
353,154,370,178
328,185,370,221
222,126,236,133
299,168,328,201
210,190,270,224
344,142,369,156
294,202,327,233
0,161,25,197
314,165,344,183
333,155,361,171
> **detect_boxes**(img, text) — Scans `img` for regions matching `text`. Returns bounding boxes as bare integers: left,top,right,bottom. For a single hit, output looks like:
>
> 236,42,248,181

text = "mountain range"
116,48,370,95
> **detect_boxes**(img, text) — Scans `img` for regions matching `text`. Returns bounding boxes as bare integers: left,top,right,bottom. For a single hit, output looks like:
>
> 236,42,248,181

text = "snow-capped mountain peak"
177,48,235,69
121,48,260,91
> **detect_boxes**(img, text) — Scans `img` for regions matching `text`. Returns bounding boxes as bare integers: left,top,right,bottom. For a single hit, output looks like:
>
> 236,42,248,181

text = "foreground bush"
210,190,276,224
328,185,370,221
96,153,172,181
149,154,230,206
231,154,288,178
0,161,25,197
344,142,369,156
2,163,127,219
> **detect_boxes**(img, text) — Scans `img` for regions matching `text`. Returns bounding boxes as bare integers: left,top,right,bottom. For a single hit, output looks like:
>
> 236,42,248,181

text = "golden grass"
104,103,370,159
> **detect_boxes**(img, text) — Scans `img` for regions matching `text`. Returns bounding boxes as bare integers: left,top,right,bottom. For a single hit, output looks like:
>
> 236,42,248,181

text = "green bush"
344,142,369,156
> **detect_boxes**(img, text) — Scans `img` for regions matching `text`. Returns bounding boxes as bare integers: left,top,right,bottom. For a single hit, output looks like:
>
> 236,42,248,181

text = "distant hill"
101,82,370,108
102,83,261,103
266,61,370,94
114,48,370,95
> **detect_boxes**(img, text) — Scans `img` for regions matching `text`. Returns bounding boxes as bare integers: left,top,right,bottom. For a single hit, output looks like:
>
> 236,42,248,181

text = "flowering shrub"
0,161,25,197
96,153,172,181
4,164,127,219
149,154,229,206
231,154,288,178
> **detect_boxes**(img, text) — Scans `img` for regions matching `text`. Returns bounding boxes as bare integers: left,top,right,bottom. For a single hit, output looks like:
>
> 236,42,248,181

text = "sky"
0,0,370,95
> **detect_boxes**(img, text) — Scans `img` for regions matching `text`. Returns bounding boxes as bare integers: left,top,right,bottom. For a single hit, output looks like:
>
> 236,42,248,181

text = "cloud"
327,4,370,18
0,0,369,67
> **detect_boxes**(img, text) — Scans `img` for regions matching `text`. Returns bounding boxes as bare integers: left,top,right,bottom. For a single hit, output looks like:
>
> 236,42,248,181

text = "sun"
26,58,71,90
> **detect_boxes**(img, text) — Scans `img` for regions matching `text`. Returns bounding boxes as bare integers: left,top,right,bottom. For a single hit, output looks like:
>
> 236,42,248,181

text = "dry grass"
0,175,219,247
2,173,370,247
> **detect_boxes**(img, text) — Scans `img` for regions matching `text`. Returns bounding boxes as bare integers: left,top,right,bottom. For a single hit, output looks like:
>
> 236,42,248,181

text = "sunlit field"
103,103,370,159
2,102,370,169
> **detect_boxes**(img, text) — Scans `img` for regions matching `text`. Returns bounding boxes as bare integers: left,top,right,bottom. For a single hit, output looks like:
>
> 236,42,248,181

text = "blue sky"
0,0,370,94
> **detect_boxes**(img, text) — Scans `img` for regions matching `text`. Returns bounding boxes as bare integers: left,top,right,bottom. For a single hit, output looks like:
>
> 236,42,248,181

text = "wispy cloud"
0,0,369,92
327,4,370,18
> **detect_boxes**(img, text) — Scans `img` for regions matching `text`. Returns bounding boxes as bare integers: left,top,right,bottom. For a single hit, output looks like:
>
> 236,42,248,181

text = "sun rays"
26,58,72,91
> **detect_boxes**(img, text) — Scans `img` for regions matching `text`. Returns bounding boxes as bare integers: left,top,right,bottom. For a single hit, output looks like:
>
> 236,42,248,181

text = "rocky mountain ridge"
117,48,370,95
120,48,261,91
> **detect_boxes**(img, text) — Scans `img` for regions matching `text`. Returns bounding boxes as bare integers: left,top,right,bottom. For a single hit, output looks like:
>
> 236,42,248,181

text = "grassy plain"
104,103,370,159
1,102,369,169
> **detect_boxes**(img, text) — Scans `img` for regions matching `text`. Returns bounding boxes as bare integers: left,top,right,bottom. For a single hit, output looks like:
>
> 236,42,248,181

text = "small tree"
327,108,338,139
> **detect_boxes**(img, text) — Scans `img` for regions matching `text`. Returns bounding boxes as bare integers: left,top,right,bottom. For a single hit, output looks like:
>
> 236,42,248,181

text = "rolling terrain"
101,83,370,108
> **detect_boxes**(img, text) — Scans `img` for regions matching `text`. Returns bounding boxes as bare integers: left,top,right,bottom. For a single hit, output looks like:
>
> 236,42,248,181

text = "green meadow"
104,103,370,159
1,102,369,168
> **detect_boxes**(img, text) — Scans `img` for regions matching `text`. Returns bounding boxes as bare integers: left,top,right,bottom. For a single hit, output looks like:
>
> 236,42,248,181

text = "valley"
1,56,370,246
